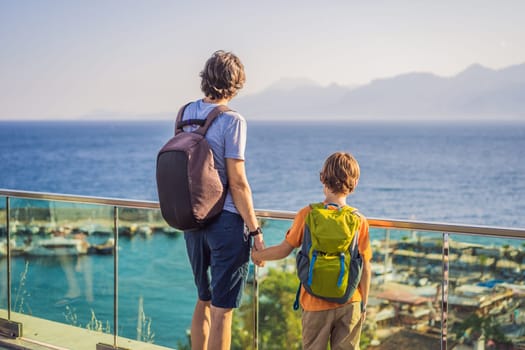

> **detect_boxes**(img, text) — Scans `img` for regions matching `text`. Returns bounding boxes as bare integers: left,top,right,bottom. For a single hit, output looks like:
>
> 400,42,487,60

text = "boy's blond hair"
320,152,360,195
200,50,246,100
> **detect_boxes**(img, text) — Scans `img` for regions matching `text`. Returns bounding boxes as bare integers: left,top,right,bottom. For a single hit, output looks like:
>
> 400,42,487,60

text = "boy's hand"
251,250,263,267
360,302,367,322
360,309,367,322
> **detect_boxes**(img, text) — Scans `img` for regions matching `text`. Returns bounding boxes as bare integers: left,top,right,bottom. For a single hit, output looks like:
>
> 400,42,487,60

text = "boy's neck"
323,193,348,207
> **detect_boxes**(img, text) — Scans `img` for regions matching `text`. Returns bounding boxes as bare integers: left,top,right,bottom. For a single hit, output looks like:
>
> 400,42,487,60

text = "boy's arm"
252,206,308,263
252,240,294,261
357,217,372,316
359,259,372,316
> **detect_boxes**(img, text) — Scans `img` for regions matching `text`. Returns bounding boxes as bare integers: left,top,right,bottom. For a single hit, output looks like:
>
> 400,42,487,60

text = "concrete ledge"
0,311,171,350
96,343,131,350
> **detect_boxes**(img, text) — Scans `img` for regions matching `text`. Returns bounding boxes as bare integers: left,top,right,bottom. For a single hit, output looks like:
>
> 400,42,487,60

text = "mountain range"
230,62,525,121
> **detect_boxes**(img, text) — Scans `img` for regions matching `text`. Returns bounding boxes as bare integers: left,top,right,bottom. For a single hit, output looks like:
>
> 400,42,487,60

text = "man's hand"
251,235,265,267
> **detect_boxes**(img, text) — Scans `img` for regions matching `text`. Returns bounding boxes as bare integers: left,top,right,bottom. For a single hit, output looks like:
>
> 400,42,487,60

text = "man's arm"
226,158,264,252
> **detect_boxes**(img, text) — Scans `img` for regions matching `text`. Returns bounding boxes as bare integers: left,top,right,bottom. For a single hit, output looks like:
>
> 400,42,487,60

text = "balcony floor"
0,311,171,350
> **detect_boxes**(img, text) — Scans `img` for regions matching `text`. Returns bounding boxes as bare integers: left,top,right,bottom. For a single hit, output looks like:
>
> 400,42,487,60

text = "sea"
1,120,525,348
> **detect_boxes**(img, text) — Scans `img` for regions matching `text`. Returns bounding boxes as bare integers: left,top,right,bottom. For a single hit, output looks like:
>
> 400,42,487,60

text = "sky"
1,0,524,120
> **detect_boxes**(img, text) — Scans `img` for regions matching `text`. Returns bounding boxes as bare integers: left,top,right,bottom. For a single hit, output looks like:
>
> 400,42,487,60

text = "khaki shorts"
302,302,363,350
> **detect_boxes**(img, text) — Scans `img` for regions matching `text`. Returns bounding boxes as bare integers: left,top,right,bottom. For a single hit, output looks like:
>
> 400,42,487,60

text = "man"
181,50,264,350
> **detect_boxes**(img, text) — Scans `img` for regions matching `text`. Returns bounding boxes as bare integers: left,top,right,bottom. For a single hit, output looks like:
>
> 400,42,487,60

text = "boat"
0,238,25,257
136,225,152,237
153,226,183,237
0,239,9,257
25,236,89,256
87,238,115,255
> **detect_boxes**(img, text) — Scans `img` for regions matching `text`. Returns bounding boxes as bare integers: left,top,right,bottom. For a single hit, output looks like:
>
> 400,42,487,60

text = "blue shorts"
184,211,250,308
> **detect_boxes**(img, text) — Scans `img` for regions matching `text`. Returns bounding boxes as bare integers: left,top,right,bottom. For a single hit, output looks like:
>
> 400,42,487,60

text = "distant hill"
231,63,525,120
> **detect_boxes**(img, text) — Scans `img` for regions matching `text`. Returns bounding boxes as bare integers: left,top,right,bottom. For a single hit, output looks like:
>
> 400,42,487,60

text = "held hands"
250,231,265,267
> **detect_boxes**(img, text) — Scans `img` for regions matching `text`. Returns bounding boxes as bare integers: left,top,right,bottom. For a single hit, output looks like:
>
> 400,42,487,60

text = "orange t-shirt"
285,204,372,311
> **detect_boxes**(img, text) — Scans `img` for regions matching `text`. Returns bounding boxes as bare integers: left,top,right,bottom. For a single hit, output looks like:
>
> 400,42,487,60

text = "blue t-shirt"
181,99,246,214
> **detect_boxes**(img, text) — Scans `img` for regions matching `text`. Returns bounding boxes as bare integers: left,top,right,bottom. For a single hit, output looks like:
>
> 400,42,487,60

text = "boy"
252,152,372,350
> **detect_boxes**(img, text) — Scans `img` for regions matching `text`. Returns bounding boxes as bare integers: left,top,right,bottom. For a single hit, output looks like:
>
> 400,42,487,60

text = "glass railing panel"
247,217,300,350
448,233,525,349
114,207,264,349
115,206,190,348
7,197,114,349
256,222,447,349
165,216,298,350
369,228,444,348
0,196,7,313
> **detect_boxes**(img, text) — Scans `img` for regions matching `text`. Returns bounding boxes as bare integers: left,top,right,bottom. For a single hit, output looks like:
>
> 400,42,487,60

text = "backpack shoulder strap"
174,104,231,136
347,209,361,252
194,105,231,136
174,103,192,135
309,202,324,210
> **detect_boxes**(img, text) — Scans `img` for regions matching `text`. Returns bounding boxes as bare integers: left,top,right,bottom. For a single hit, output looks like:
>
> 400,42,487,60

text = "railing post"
113,205,119,348
384,229,390,285
253,265,259,350
97,206,127,350
0,196,23,339
441,232,449,350
6,196,11,320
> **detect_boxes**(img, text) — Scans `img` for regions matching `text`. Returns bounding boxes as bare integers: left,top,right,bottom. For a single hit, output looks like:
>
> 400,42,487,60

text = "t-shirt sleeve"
285,206,311,248
224,113,246,160
358,216,372,262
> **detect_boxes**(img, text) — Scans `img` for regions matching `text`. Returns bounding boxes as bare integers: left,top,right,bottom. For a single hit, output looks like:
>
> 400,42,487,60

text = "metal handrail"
0,189,159,209
2,189,525,238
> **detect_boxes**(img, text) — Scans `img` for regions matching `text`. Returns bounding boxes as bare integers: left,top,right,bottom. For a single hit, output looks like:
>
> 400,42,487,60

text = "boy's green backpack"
294,203,363,308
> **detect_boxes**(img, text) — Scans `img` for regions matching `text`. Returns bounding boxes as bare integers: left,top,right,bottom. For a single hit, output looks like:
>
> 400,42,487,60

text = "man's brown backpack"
156,104,230,231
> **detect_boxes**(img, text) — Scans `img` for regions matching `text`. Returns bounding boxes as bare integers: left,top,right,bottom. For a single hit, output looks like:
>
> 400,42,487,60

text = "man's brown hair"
320,152,360,195
200,50,246,100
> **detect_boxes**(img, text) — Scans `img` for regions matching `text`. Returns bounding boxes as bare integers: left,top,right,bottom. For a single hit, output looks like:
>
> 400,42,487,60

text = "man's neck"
203,97,229,105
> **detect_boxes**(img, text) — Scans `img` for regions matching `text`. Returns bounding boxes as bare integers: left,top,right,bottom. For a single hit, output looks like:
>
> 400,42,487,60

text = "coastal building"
449,284,514,316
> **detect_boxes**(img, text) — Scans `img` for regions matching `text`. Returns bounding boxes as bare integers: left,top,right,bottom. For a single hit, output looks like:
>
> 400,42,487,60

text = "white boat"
0,239,7,257
25,236,89,256
0,238,20,257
